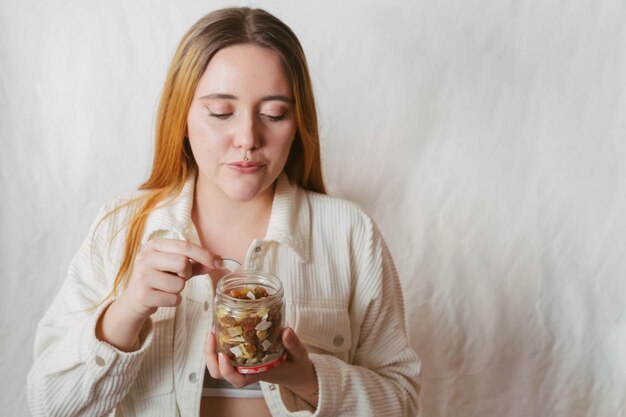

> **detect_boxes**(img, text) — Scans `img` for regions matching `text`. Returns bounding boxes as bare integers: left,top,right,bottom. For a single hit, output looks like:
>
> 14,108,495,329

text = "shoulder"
304,190,378,241
92,189,148,232
303,190,393,300
90,179,193,246
83,188,151,258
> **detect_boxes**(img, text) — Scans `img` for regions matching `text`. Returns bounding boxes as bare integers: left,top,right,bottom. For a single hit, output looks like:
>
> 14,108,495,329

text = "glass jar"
214,271,286,374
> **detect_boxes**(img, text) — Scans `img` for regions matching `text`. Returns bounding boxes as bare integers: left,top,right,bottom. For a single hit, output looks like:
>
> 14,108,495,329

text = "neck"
191,177,274,249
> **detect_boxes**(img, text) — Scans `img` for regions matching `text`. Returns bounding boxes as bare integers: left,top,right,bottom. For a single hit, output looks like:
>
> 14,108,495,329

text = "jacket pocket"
293,303,352,360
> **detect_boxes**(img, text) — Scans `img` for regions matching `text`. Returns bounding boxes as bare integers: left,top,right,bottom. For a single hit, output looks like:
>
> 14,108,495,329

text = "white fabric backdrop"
1,1,625,416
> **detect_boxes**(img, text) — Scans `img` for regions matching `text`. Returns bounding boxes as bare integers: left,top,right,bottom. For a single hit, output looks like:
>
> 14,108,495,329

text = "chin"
225,182,264,202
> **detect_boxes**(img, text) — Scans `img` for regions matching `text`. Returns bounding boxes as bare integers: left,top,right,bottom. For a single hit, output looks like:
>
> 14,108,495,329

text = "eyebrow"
198,93,292,103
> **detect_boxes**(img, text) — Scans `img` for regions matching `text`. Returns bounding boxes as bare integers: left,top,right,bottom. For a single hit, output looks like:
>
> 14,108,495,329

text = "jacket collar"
143,172,310,263
143,177,196,240
265,173,310,263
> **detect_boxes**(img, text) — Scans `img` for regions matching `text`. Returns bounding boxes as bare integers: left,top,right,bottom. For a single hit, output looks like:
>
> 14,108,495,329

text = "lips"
227,161,265,174
230,161,263,167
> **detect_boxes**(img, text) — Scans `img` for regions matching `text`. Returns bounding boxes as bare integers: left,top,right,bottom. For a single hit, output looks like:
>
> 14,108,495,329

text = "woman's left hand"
204,327,319,407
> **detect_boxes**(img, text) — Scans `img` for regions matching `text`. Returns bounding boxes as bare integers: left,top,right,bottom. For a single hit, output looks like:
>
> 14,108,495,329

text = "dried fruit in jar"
216,285,283,367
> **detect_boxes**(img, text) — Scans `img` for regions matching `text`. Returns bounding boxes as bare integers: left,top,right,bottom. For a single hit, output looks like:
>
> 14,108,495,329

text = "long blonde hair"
105,7,325,297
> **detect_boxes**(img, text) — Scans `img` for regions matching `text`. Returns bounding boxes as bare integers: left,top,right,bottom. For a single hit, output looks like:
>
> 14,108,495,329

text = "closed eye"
209,111,232,120
263,112,287,122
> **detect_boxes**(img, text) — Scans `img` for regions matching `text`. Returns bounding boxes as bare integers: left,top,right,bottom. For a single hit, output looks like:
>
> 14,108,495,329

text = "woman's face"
187,44,296,202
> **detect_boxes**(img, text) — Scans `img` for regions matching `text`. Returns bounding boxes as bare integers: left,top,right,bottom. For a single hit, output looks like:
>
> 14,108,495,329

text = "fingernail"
213,259,223,269
218,352,225,363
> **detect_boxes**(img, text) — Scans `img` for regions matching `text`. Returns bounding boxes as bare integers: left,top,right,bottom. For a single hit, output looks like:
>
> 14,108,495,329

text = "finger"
147,270,186,294
218,352,260,388
144,252,193,279
150,239,222,272
282,327,308,363
205,331,223,379
191,259,214,277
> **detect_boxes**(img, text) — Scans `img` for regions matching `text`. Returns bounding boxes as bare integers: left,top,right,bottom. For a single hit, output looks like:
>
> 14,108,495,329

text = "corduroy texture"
27,173,421,417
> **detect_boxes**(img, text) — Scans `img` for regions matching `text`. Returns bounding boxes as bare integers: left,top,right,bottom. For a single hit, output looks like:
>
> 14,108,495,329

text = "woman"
27,7,421,417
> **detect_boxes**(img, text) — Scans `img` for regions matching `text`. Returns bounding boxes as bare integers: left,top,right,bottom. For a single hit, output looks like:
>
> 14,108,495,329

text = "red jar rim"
235,351,287,374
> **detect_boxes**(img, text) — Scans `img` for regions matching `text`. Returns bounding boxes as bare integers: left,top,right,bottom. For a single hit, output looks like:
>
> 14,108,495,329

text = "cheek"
273,124,297,153
187,119,227,155
282,129,297,157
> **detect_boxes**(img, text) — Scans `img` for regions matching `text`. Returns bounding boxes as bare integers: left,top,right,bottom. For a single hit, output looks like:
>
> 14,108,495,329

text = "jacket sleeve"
267,213,422,417
27,204,155,417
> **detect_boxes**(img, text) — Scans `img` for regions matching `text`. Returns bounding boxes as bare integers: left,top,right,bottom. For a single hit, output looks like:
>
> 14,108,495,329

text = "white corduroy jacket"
27,173,421,417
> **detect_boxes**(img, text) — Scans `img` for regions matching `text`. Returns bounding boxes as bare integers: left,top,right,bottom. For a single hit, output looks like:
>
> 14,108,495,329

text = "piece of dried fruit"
227,326,243,337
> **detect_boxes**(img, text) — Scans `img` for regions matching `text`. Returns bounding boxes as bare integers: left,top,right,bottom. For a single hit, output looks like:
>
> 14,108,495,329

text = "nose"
232,111,261,152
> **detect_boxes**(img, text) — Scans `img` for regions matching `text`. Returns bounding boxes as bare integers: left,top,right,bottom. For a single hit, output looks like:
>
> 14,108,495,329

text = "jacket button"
189,372,198,383
333,335,344,347
204,301,209,311
269,384,276,391
254,245,263,253
95,356,105,366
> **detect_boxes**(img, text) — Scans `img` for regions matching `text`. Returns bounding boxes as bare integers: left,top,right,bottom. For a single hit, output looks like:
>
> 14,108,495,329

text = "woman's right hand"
117,238,221,319
97,238,220,351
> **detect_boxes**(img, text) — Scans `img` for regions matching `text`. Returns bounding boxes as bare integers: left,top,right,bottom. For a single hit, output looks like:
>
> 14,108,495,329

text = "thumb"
191,257,222,277
191,261,212,276
282,327,308,362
